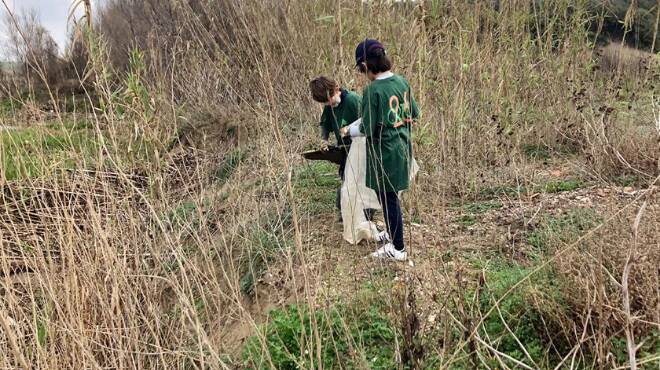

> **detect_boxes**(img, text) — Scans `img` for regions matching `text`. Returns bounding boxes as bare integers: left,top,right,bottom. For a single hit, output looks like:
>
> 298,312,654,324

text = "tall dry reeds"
0,0,658,368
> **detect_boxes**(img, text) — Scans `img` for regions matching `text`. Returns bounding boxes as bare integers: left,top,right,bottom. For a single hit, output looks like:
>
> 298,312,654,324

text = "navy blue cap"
355,39,385,66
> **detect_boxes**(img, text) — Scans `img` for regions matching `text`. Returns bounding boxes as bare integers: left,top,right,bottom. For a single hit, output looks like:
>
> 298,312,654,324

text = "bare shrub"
2,8,63,89
61,32,89,85
551,200,659,362
598,42,657,77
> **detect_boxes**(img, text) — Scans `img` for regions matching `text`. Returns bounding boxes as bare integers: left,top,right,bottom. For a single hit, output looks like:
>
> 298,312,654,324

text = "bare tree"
2,8,63,88
63,30,89,83
96,0,177,70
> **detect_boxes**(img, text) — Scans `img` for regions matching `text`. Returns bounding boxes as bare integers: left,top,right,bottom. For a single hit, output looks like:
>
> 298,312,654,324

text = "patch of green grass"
455,214,477,227
479,184,526,198
239,212,293,296
214,149,245,183
527,208,600,253
451,200,502,228
243,301,397,369
612,174,637,187
522,144,551,160
444,258,575,368
164,201,200,236
294,161,341,213
296,161,340,188
1,122,98,180
62,95,93,114
537,179,582,193
0,96,24,116
480,179,583,198
460,260,571,369
463,200,503,214
36,318,48,347
609,330,660,368
46,120,93,131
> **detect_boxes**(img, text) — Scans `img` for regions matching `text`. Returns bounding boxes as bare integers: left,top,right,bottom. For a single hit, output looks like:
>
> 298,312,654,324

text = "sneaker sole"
369,253,407,262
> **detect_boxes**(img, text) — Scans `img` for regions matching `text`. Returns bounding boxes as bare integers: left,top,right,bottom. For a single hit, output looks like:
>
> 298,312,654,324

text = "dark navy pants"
377,191,405,251
335,159,346,211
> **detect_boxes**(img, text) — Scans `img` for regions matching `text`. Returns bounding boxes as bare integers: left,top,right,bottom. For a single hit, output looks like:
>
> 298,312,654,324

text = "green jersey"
360,74,420,192
320,89,361,147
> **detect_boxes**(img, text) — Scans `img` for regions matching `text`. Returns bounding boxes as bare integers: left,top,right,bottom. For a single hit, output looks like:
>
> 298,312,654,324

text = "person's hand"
320,140,330,152
340,126,349,137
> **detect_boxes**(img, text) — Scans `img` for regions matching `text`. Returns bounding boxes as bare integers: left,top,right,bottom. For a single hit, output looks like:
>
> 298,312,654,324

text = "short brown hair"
309,76,338,103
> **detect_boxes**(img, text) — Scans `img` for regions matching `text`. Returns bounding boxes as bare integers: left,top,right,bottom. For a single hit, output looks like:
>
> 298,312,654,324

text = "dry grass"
598,42,657,77
0,0,658,369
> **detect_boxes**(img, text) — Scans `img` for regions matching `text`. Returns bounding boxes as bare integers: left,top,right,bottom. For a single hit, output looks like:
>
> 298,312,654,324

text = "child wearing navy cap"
343,39,419,261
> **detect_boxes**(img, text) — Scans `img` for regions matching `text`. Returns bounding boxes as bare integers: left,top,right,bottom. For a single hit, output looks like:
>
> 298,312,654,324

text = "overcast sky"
1,0,88,59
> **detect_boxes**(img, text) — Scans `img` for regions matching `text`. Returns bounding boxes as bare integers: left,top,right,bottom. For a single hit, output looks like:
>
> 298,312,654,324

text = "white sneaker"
370,243,407,261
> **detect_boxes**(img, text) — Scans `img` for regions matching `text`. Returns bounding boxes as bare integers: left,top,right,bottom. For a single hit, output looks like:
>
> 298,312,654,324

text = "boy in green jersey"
343,39,419,261
309,76,362,217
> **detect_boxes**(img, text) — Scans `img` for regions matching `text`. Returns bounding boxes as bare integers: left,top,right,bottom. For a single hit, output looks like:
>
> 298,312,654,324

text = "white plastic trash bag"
340,137,419,244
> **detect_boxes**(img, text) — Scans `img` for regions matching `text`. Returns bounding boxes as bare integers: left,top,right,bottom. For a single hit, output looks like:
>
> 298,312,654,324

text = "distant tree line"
1,0,657,96
589,0,658,50
92,0,660,72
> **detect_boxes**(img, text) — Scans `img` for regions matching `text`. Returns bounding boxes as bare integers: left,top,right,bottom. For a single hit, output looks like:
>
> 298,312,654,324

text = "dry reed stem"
622,184,654,370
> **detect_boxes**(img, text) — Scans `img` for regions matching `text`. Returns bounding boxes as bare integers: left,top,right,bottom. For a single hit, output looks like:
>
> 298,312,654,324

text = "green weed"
164,201,200,236
528,208,599,253
475,261,570,369
479,184,526,198
36,318,48,347
61,95,93,114
522,144,551,160
451,201,502,228
123,48,154,120
294,161,341,213
46,120,93,131
463,200,503,214
455,214,477,227
538,179,582,193
612,174,637,187
243,302,396,369
609,330,660,368
214,149,245,183
0,95,26,116
239,212,293,296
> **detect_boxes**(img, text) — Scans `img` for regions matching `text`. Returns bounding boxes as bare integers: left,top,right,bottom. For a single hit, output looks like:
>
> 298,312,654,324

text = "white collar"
375,71,394,80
